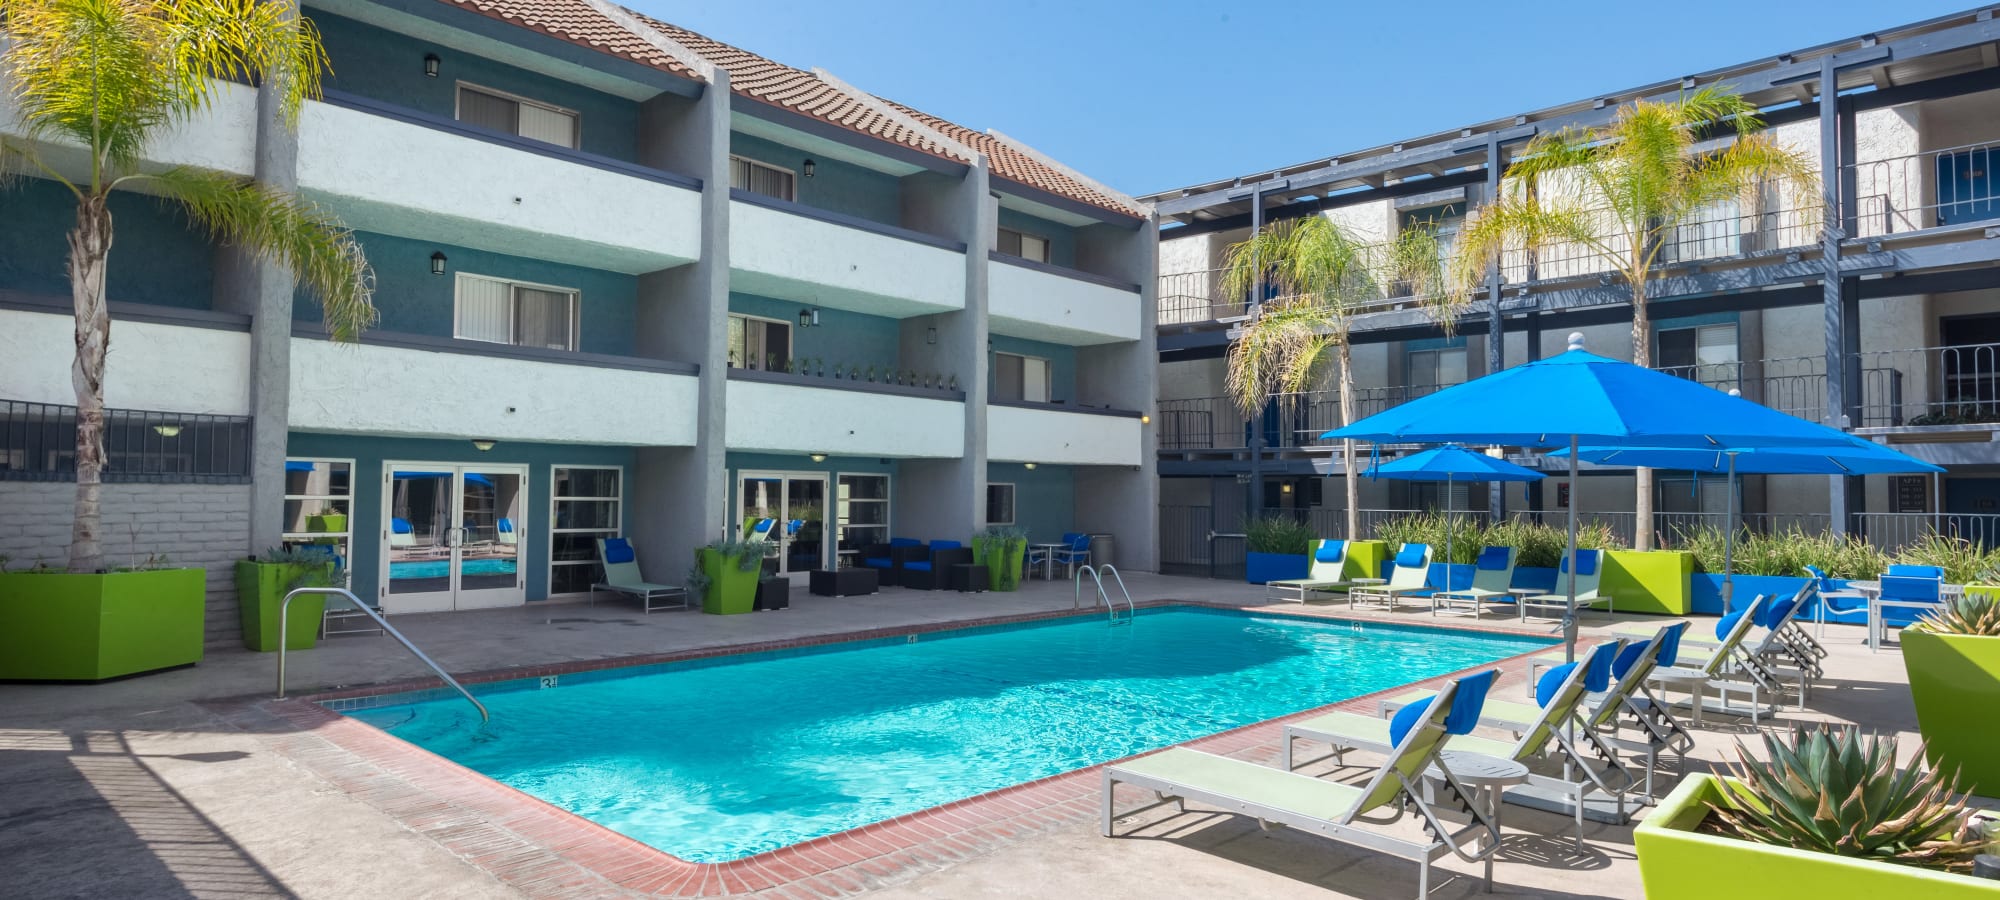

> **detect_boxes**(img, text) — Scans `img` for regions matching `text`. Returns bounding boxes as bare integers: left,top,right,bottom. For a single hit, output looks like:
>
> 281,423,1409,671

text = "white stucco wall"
296,101,701,275
988,260,1140,346
987,406,1141,466
0,309,250,415
288,339,697,445
729,200,965,318
1322,200,1393,244
0,81,256,179
723,380,963,457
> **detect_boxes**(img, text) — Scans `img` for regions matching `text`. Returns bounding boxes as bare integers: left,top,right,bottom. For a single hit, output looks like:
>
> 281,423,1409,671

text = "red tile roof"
439,0,701,79
881,101,1144,217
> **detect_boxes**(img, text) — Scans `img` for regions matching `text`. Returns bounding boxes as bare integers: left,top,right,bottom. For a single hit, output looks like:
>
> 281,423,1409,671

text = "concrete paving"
0,574,1935,899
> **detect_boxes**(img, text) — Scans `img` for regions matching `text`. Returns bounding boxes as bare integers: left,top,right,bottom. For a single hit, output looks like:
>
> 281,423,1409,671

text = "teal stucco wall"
987,461,1076,544
727,293,907,377
997,207,1077,268
989,335,1077,402
0,177,213,309
729,132,903,228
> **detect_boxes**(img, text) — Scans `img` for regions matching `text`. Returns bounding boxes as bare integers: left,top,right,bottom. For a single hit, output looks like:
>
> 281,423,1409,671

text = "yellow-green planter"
0,569,205,681
1637,773,2000,898
1902,628,2000,797
699,549,760,615
1603,549,1693,615
234,560,331,652
1343,540,1389,583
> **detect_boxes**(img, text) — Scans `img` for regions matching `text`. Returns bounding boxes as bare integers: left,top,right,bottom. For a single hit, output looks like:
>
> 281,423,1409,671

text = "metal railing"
1850,512,2000,554
0,399,252,483
1854,342,2000,426
276,587,489,723
1850,138,2000,237
1074,564,1134,623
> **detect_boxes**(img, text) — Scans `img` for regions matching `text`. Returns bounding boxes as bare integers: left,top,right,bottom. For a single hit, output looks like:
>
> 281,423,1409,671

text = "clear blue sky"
631,0,1975,196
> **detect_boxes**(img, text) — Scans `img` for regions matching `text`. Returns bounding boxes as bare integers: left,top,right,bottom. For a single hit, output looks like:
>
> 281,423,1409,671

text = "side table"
950,563,988,593
1431,750,1527,886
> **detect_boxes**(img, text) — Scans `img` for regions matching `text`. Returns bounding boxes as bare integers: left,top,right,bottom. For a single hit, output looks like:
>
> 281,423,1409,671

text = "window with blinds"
730,156,796,201
997,228,1050,263
1658,323,1739,389
993,352,1051,403
455,274,579,351
456,84,579,149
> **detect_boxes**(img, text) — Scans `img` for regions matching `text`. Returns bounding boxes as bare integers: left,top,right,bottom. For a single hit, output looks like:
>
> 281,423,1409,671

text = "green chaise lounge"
1264,539,1351,602
1428,546,1519,618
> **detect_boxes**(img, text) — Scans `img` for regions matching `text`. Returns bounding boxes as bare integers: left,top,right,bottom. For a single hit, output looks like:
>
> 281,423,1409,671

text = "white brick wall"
0,482,251,647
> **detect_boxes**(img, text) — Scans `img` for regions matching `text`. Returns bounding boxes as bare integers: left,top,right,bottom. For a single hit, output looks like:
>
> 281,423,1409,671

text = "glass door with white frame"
737,471,829,575
382,463,527,613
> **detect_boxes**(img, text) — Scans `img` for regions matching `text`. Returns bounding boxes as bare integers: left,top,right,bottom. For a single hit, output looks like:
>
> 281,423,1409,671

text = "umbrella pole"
1723,452,1737,613
1565,435,1579,663
1446,471,1455,589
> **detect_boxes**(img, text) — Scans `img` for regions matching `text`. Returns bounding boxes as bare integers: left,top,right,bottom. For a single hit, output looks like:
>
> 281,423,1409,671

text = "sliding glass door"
737,471,828,575
382,462,527,613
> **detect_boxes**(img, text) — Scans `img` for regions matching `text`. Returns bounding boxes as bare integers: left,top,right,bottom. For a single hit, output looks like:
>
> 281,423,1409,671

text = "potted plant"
0,555,207,681
1244,515,1313,584
234,548,337,652
1637,725,1996,898
1903,591,2000,797
972,526,1028,592
693,537,762,615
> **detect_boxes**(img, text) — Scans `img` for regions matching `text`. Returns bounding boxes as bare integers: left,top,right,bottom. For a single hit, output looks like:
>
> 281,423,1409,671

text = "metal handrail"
1074,564,1135,623
277,587,490,723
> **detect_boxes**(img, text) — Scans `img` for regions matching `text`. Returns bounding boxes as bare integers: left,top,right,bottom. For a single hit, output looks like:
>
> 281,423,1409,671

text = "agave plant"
1911,592,2000,637
1706,725,1992,872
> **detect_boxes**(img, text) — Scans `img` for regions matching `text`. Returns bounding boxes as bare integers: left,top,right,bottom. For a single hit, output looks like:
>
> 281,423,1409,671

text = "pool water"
347,608,1548,862
388,558,517,579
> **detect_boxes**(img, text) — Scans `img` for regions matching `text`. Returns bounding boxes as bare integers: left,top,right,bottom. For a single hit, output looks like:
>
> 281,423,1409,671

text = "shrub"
1480,518,1570,569
1245,515,1315,556
1894,533,1993,585
1373,511,1482,563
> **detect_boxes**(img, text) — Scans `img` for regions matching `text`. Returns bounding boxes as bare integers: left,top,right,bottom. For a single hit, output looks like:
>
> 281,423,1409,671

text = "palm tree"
1448,87,1817,550
1219,216,1456,540
2,0,376,573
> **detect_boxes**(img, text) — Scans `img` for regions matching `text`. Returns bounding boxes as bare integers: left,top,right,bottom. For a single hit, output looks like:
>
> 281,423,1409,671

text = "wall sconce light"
1281,482,1293,494
803,158,816,178
424,53,440,78
925,326,937,345
1140,414,1151,425
798,307,820,328
1024,462,1037,471
430,251,448,276
471,439,496,451
810,452,828,463
152,424,182,437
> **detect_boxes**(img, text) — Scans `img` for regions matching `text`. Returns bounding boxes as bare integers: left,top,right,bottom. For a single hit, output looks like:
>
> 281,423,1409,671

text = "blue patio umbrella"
1365,445,1544,584
1325,333,1867,660
1551,435,1941,611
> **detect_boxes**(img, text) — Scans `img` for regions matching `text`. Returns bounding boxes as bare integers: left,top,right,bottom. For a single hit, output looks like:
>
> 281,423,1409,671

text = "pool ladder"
1075,565,1135,625
275,587,490,723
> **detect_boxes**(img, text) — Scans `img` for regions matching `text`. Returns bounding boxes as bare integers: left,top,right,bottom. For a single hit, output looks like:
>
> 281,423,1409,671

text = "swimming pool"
388,558,516,579
345,607,1548,863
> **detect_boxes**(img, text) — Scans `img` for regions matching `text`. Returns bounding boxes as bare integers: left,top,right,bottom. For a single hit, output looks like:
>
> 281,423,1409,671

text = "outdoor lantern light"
424,53,440,77
1024,462,1037,470
1281,483,1293,494
152,424,182,437
430,251,447,275
926,326,937,345
1140,414,1151,425
810,453,828,463
803,158,816,178
798,307,820,328
471,439,496,451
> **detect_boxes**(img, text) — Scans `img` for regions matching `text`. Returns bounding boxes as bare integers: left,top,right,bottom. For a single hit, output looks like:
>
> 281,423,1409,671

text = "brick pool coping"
218,600,1590,898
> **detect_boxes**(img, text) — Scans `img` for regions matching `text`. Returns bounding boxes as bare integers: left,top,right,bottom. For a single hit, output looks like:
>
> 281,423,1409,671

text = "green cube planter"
0,569,205,681
1902,626,2000,797
973,539,1028,592
1637,773,2000,899
1343,540,1389,584
1603,549,1693,616
699,549,760,615
234,560,331,652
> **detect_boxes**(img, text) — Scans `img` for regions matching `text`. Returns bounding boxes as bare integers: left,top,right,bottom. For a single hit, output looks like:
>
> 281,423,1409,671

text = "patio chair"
1803,564,1864,640
1676,584,1820,706
860,537,926,587
1264,539,1350,602
496,516,517,547
1103,678,1498,898
1873,569,1945,648
901,540,971,591
1639,595,1768,723
1517,549,1611,622
1429,546,1519,618
589,537,688,613
1347,543,1434,611
1029,533,1093,579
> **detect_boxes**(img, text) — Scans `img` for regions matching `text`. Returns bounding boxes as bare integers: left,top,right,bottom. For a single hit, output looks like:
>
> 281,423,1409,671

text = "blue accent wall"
727,293,905,375
287,433,632,602
0,177,213,308
309,11,640,162
987,462,1075,544
729,133,902,228
297,231,638,356
989,335,1077,401
997,207,1077,268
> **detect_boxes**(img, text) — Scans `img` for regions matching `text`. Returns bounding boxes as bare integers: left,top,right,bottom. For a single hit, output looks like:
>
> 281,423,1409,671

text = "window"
550,466,621,596
986,483,1016,526
1658,323,1738,389
1407,347,1467,393
456,84,578,149
997,228,1050,263
993,352,1051,403
730,155,796,202
280,459,354,584
727,314,792,371
836,474,889,551
454,274,579,351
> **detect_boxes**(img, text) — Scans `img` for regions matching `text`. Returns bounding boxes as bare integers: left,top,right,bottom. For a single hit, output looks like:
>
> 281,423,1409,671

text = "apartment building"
0,0,1157,639
1147,7,2000,568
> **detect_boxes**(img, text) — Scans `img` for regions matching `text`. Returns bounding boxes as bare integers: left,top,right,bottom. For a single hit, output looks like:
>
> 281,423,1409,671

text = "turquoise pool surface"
389,558,516,579
347,607,1549,862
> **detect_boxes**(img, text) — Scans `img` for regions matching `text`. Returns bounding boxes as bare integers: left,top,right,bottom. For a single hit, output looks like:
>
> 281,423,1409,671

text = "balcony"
295,92,702,275
0,80,258,179
987,254,1141,345
729,191,967,318
1851,139,2000,237
0,305,251,416
724,370,965,458
288,333,699,446
987,401,1143,466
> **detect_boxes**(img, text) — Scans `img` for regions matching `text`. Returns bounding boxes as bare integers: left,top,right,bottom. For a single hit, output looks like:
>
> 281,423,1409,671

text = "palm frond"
1224,297,1339,416
143,166,376,341
158,0,328,125
2,0,169,182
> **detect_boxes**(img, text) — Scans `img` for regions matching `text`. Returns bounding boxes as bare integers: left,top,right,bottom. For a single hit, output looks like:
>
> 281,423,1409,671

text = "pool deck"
0,573,1934,899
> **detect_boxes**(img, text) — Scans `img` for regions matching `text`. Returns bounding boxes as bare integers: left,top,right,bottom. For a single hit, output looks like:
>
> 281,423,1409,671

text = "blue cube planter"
1690,574,1812,615
1512,566,1559,593
1244,552,1310,585
1427,563,1473,592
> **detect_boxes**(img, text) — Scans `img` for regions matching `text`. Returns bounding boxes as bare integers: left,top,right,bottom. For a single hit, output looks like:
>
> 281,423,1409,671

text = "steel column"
1819,55,1851,536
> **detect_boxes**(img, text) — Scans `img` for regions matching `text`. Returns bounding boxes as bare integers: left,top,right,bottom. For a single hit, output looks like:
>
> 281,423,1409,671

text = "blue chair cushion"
1757,592,1801,629
601,538,635,564
498,517,514,534
905,561,932,572
1537,663,1578,708
1561,550,1598,576
1584,641,1618,692
1887,564,1945,579
1659,621,1687,668
391,517,413,534
1715,607,1750,642
1445,670,1497,735
1395,545,1427,569
890,537,922,548
1613,641,1650,679
1475,547,1511,570
1389,697,1432,747
863,558,892,569
932,540,962,551
1313,541,1345,563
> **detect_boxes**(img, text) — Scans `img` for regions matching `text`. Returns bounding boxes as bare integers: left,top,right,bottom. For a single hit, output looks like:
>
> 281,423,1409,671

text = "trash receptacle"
1089,533,1115,568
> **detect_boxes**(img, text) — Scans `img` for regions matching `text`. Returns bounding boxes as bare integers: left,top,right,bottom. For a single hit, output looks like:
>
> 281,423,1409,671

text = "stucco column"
1072,216,1161,571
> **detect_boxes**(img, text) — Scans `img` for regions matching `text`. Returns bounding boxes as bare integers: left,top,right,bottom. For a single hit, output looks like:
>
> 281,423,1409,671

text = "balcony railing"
0,399,251,484
1850,138,2000,237
1157,384,1454,451
1854,342,2000,426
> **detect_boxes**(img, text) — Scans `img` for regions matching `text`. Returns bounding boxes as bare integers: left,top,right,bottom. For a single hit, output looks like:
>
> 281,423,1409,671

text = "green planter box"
1344,540,1389,583
234,560,330,652
973,539,1028,592
1637,773,1999,899
699,549,759,615
0,569,205,681
1903,627,2000,797
1603,549,1693,616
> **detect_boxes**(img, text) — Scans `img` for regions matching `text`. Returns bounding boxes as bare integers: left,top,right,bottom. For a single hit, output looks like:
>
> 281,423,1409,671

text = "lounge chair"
1287,645,1631,849
496,516,517,547
1517,549,1611,622
1674,584,1819,706
1348,543,1434,611
1637,595,1768,724
860,537,926,587
590,537,688,613
1429,546,1519,618
1103,678,1497,898
901,540,971,591
1264,539,1351,602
